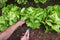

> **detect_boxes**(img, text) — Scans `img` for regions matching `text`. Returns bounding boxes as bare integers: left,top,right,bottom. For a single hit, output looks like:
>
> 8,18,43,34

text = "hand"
0,32,1,34
21,29,29,40
0,21,25,40
16,21,25,26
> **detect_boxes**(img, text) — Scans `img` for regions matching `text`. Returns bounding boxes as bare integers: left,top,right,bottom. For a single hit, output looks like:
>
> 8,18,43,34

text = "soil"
7,24,60,40
0,0,60,40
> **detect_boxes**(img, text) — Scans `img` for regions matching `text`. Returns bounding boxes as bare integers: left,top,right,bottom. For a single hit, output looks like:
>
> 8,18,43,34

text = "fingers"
26,32,29,40
24,29,29,40
21,29,30,40
25,31,29,37
21,32,29,40
16,21,25,26
25,29,29,36
18,21,25,24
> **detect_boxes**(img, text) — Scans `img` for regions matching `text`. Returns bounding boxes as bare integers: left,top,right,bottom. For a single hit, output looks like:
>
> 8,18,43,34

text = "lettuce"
0,4,21,31
34,0,47,4
1,3,60,33
0,16,9,31
0,0,7,8
45,5,60,32
21,7,46,29
15,0,28,4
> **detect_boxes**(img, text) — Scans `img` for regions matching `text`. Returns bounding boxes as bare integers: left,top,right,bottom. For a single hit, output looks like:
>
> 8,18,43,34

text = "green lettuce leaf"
21,7,46,29
0,4,21,31
15,0,28,4
0,0,7,8
45,5,60,32
34,0,47,4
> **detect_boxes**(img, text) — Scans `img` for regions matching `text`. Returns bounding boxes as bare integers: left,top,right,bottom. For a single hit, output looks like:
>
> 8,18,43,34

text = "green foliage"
0,4,21,31
2,4,21,25
0,0,7,8
0,3,60,33
34,0,47,4
0,16,9,31
45,5,60,32
0,0,7,3
21,7,46,29
15,0,28,4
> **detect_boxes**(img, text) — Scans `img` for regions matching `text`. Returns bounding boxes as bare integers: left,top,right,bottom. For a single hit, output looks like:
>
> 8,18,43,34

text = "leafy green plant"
0,16,9,31
15,0,28,4
0,3,60,33
0,0,8,8
0,4,21,31
34,0,47,4
21,7,46,29
2,4,21,25
45,5,60,32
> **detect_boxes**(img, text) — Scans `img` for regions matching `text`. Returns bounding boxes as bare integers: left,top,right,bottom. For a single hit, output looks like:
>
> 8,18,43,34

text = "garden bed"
0,0,60,40
8,24,60,40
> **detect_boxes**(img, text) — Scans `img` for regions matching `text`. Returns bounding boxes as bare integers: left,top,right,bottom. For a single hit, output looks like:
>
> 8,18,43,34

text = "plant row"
0,4,60,33
0,0,47,8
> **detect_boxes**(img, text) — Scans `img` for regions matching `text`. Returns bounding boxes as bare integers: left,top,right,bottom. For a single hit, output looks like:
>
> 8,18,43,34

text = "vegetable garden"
0,0,60,40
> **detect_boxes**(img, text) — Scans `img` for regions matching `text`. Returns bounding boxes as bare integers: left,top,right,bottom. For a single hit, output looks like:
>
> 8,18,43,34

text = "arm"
0,21,25,40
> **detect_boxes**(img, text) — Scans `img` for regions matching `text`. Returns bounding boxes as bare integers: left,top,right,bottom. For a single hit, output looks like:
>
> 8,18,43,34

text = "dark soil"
0,0,60,40
8,24,60,40
8,24,28,40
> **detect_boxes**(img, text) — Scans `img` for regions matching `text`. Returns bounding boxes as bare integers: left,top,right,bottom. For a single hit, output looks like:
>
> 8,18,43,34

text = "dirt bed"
8,24,60,40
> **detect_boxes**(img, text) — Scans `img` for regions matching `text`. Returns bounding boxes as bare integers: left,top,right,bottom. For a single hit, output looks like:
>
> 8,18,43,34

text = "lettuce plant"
0,16,9,31
0,4,21,31
34,0,47,4
0,0,8,8
15,0,28,4
21,7,46,29
45,5,60,32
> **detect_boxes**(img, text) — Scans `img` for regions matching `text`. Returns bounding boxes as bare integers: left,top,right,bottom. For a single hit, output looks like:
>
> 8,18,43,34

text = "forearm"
0,21,25,40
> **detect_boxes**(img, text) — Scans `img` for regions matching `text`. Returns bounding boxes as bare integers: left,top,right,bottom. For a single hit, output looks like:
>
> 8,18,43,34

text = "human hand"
16,20,25,26
21,29,29,40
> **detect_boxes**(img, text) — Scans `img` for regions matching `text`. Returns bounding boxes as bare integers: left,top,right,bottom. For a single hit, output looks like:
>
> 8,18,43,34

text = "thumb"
24,29,29,39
